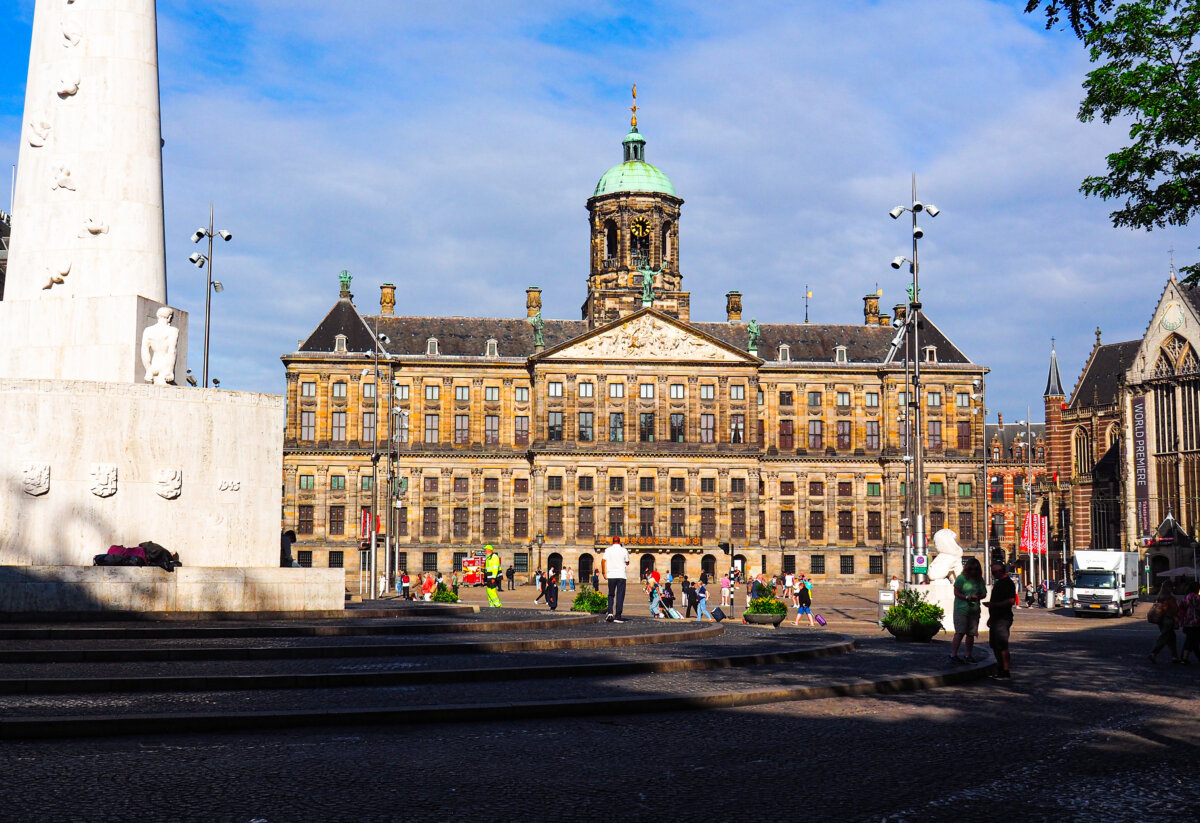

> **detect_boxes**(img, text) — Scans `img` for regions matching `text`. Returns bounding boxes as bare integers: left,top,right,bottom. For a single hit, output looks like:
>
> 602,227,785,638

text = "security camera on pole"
889,176,939,585
188,202,232,389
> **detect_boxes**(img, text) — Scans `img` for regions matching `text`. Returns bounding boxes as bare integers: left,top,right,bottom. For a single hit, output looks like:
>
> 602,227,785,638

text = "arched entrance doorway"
670,553,686,578
733,554,747,576
578,553,594,585
1150,553,1170,592
547,552,562,575
640,554,656,580
701,554,716,581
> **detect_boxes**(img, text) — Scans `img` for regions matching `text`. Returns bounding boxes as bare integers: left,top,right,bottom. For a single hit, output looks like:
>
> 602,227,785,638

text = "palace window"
422,507,438,537
866,420,880,450
514,477,529,494
300,381,316,397
958,482,973,497
425,384,440,401
485,386,499,402
928,420,942,449
547,412,564,441
836,391,851,408
639,476,655,493
298,505,314,535
731,508,746,539
867,482,881,497
547,475,563,492
300,411,315,441
700,414,716,443
455,385,469,402
395,412,409,443
780,480,795,496
610,475,625,493
958,511,975,542
515,386,529,403
513,508,528,538
700,384,715,400
484,477,499,494
330,475,345,491
808,391,822,407
424,414,439,443
609,382,625,399
299,474,314,490
809,481,824,496
781,510,796,540
578,412,594,442
361,475,373,491
362,383,375,400
639,508,655,537
670,383,685,400
578,506,594,538
670,413,686,442
423,476,438,493
837,420,851,450
547,507,564,537
731,477,746,495
927,391,941,407
865,391,879,408
640,383,655,399
548,381,563,398
332,382,347,399
838,511,853,541
809,511,824,540
731,384,745,401
639,412,655,442
808,420,823,450
701,508,716,538
454,476,468,493
453,507,468,538
780,390,794,407
840,555,855,575
868,511,882,541
397,508,408,536
957,421,971,450
608,507,625,536
837,481,851,497
395,385,410,400
701,477,716,494
779,419,794,451
670,508,685,537
515,416,529,446
455,414,469,444
331,412,346,442
578,475,594,492
485,415,499,444
609,412,625,442
328,505,345,535
811,554,826,574
730,414,745,443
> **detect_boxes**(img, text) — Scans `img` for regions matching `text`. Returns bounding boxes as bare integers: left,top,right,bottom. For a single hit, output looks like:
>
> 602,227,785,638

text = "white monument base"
0,566,345,613
0,378,345,612
0,296,188,384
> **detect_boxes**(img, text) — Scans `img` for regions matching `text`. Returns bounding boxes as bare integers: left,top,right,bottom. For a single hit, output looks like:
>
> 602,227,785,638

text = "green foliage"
431,583,459,603
745,595,788,615
881,588,945,633
571,585,609,613
1026,1,1200,282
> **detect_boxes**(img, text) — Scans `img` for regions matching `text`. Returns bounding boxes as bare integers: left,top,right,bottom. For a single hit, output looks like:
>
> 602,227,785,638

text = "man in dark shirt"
985,561,1018,679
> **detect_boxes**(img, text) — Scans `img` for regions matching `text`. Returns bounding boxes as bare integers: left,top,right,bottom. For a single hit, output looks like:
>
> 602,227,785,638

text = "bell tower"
583,89,688,327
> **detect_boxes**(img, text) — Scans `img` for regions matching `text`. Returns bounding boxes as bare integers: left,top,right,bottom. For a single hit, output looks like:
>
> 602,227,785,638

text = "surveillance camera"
912,201,924,213
212,378,221,387
925,204,939,217
218,230,232,241
191,229,206,243
913,226,924,239
972,379,981,389
891,256,905,270
902,455,913,463
889,206,905,220
188,252,205,267
378,333,391,344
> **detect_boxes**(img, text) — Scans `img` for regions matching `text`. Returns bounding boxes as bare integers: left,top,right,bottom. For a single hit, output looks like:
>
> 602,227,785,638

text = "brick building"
280,117,989,590
984,413,1047,575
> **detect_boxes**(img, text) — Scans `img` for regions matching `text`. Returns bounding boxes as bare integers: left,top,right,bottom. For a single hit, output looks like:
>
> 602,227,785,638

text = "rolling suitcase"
711,607,727,622
814,613,827,626
666,607,682,619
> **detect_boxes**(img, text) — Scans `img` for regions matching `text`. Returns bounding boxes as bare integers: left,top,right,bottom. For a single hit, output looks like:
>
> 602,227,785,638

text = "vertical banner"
1038,515,1048,554
1020,512,1034,555
1132,395,1150,537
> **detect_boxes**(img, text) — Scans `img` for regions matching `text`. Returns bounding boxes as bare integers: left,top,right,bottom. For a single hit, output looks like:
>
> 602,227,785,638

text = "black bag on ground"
138,541,181,572
711,607,726,622
93,553,142,566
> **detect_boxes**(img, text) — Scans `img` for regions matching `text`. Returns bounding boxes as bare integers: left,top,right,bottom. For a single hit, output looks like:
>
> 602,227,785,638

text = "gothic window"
1073,427,1092,476
604,220,619,263
661,221,672,267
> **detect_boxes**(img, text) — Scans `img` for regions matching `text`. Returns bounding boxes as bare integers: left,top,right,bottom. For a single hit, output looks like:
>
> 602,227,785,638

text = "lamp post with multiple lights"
889,175,939,583
188,202,231,389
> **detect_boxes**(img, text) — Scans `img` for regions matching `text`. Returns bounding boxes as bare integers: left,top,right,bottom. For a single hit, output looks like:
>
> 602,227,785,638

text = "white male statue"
140,307,179,385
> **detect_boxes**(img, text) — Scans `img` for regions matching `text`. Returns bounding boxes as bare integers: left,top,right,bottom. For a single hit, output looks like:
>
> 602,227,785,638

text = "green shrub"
431,583,459,603
571,585,608,613
881,588,944,632
745,595,788,615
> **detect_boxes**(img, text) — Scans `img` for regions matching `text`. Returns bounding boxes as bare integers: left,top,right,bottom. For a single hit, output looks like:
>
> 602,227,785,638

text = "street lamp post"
889,175,939,583
534,531,545,574
973,377,989,583
363,323,391,600
188,202,231,389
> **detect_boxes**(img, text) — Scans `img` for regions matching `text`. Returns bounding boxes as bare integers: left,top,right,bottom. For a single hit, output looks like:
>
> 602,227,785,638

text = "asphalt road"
0,607,1195,823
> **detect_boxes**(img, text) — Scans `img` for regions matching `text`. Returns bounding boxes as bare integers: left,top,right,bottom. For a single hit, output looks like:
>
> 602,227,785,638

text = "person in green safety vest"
484,545,503,608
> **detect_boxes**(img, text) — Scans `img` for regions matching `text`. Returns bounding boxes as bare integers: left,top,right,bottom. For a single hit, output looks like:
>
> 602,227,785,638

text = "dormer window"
923,346,937,363
485,338,498,358
834,345,848,363
426,337,439,356
778,344,790,362
334,334,347,353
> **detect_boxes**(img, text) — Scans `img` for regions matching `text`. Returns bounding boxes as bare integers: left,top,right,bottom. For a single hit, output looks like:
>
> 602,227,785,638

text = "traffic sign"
913,554,928,574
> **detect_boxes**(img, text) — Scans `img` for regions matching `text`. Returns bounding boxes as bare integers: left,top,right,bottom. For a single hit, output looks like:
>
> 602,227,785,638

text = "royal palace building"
280,118,989,589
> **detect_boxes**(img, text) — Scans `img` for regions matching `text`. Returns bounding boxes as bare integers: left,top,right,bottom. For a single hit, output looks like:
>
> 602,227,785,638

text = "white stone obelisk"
0,0,180,382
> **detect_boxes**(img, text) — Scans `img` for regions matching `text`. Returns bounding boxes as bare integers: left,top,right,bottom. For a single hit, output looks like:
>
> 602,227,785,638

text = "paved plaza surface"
0,590,1196,822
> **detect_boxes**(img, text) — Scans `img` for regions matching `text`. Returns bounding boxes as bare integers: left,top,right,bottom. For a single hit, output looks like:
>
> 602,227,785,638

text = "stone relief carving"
156,468,183,500
90,464,118,498
80,218,109,237
141,307,179,385
27,119,51,147
57,73,80,97
218,480,241,492
62,26,82,48
42,258,71,290
558,314,735,361
22,462,51,496
51,165,76,191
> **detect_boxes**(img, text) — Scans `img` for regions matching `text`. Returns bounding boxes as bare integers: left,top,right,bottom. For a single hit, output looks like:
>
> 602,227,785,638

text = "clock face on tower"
630,218,651,238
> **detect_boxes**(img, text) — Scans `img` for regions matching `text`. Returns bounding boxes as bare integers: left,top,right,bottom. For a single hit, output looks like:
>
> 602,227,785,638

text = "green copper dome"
593,127,676,197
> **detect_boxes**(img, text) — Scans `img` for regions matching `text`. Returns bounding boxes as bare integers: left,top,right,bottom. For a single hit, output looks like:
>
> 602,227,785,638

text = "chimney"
878,314,890,326
526,286,542,318
726,290,743,322
380,283,396,316
998,412,1004,426
892,303,907,323
863,294,880,325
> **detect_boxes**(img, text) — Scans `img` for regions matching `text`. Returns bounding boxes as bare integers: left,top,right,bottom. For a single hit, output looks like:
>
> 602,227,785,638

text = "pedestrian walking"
1179,581,1200,664
792,576,815,626
888,575,901,596
984,562,1017,679
662,580,675,615
378,572,388,599
506,566,514,591
544,567,559,611
483,544,503,608
1024,582,1035,609
950,557,986,663
534,569,546,603
681,576,694,618
568,568,576,592
400,572,410,600
591,569,600,590
601,537,630,623
422,573,435,601
646,575,662,617
695,579,713,622
1148,581,1182,664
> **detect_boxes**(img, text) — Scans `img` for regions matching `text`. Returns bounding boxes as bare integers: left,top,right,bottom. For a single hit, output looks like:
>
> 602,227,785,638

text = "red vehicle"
461,553,486,586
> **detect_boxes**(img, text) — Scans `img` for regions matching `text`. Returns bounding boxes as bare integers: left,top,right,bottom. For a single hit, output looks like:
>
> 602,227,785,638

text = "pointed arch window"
604,220,618,265
1073,427,1092,477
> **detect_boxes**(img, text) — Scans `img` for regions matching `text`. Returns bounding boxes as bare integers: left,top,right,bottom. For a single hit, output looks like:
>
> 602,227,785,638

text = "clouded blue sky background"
2,0,1192,421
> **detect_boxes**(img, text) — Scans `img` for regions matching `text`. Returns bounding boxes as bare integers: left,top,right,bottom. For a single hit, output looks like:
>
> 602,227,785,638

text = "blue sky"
2,0,1191,421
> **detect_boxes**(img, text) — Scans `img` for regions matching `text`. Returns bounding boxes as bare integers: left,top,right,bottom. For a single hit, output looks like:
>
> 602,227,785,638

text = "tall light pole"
188,202,231,389
890,175,939,582
363,325,391,600
1015,412,1037,589
973,377,990,584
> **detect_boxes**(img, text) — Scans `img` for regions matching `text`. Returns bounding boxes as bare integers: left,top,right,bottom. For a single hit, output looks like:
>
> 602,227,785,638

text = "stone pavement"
0,595,1195,821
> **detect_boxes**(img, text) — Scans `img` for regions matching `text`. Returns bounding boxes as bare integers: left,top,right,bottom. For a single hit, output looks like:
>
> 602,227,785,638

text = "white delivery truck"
1070,550,1140,617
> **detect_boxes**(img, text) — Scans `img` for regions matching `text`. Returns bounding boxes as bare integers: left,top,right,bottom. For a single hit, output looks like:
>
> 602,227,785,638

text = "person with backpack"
1148,581,1181,664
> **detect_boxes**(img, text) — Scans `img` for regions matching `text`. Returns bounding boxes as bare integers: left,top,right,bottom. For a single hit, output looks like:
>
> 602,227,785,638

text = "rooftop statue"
747,318,761,351
528,310,545,347
639,264,656,305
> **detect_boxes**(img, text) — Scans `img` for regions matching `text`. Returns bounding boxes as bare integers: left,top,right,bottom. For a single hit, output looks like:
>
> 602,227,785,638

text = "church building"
280,113,988,590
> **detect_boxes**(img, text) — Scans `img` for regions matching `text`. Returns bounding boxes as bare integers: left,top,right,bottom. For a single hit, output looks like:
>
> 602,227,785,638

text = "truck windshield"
1075,571,1117,589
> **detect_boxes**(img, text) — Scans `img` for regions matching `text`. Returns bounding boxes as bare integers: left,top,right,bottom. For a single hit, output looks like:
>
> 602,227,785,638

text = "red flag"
1020,512,1034,555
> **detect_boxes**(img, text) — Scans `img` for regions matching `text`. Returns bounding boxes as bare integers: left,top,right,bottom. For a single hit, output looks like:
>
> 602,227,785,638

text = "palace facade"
280,120,988,589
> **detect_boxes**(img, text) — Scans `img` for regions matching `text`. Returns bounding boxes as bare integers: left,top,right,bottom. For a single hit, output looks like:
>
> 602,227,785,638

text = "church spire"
1044,339,1065,398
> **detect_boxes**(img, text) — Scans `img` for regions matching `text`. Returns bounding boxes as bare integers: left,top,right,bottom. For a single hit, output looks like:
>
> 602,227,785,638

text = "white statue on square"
140,307,179,385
